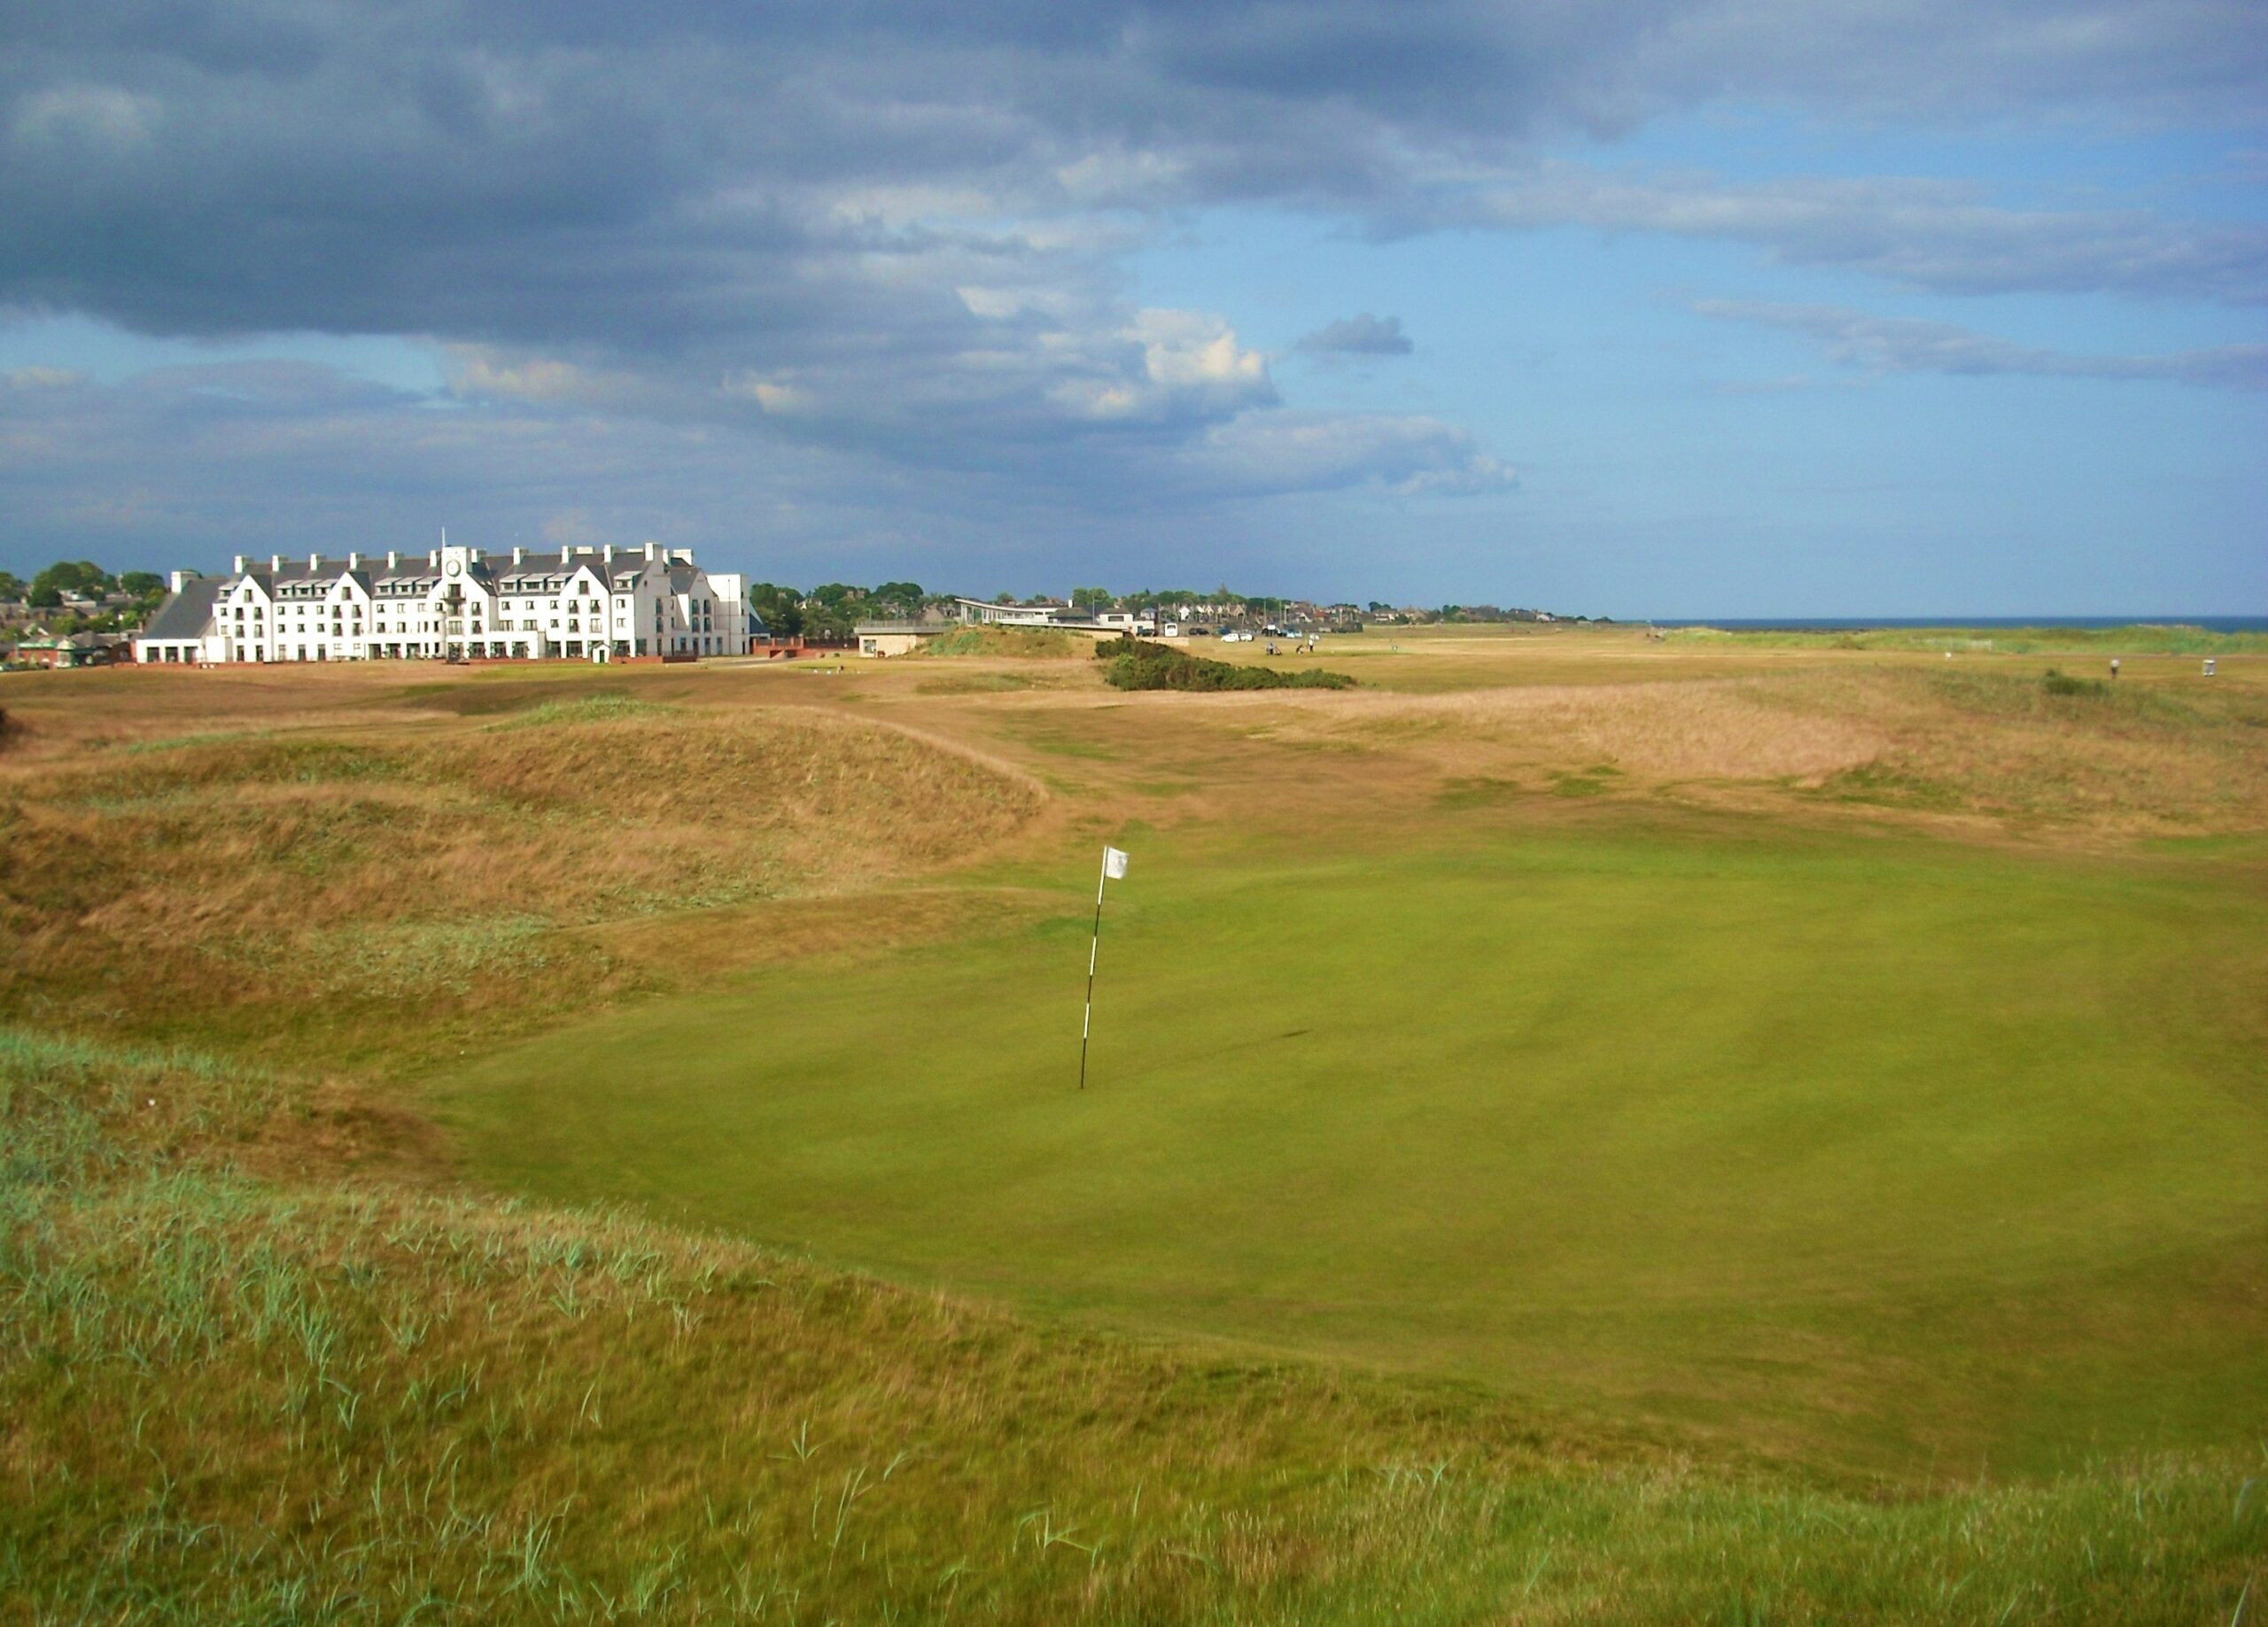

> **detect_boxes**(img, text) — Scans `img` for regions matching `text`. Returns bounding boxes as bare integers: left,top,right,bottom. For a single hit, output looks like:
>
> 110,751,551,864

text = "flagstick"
1079,853,1107,1090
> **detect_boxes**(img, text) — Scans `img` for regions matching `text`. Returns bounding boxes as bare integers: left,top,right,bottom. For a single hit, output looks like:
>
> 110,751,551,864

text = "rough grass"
916,671,1037,695
487,693,670,729
5,1028,2262,1624
0,709,1042,1064
1262,665,2268,835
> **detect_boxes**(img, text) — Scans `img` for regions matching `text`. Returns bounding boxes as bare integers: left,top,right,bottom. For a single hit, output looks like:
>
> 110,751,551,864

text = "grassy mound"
7,1027,2262,1623
913,625,1089,658
0,709,1039,1061
1099,636,1355,691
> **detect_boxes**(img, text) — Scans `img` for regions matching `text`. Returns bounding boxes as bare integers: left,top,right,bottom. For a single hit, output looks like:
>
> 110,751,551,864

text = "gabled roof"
222,547,686,596
140,577,224,640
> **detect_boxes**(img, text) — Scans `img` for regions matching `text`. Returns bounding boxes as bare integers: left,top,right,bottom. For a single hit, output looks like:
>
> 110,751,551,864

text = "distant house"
14,630,124,669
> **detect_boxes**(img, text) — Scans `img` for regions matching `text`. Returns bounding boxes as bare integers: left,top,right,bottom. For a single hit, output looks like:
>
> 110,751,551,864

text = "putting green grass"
434,816,2268,1478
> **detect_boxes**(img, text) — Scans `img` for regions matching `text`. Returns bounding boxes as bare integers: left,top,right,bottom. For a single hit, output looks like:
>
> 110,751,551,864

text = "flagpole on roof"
1079,844,1129,1089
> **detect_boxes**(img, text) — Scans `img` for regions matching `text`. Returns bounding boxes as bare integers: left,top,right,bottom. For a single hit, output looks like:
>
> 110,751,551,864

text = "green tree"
868,581,925,616
29,560,113,608
801,585,863,640
1070,585,1113,610
120,571,167,600
746,583,804,637
0,570,25,601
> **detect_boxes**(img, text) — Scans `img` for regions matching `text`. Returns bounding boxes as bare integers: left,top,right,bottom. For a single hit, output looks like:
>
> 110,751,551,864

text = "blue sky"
2,4,2262,615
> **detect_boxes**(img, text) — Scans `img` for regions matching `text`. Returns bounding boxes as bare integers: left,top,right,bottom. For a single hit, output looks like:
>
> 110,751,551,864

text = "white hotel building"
133,541,751,665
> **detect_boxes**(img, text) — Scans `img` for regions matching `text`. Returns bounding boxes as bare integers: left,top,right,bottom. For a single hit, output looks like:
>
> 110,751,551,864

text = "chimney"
347,552,361,569
308,552,322,571
513,546,525,566
603,544,615,563
644,542,657,561
429,550,439,567
169,569,190,593
231,554,246,574
386,551,399,569
270,554,283,573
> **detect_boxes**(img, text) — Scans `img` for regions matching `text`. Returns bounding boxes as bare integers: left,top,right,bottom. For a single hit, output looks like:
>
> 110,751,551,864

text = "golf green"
434,818,2268,1475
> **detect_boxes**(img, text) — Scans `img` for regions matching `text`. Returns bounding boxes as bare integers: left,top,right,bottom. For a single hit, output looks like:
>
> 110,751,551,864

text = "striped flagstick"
1079,845,1130,1089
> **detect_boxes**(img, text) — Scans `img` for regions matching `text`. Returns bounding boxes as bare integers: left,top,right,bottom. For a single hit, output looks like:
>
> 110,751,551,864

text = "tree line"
1,561,170,633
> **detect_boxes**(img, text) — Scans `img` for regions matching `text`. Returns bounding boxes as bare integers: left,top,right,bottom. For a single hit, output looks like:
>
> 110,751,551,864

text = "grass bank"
0,704,1041,1067
913,626,1091,658
8,1028,2263,1623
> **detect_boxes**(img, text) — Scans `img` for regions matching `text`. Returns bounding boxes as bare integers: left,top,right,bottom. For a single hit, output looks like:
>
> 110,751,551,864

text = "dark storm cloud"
2,0,2262,551
1299,314,1413,356
8,1,2262,345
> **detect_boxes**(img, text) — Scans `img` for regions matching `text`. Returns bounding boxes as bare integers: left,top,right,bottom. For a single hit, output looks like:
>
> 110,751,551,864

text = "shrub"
2040,668,2108,698
1097,635,1355,692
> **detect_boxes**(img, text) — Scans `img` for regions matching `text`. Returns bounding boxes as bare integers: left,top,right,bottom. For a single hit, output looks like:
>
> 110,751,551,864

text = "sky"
2,2,2263,616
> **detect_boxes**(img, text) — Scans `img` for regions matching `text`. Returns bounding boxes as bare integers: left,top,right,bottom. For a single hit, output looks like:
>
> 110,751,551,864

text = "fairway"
436,813,2268,1476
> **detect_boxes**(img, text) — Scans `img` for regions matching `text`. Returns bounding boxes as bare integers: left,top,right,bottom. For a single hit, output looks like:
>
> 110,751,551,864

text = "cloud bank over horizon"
3,1,2263,611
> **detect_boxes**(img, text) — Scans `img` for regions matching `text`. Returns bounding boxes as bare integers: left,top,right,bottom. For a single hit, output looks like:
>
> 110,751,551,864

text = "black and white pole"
1079,845,1130,1089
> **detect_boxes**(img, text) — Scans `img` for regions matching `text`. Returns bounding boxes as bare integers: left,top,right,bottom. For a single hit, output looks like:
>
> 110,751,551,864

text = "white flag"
1103,845,1130,880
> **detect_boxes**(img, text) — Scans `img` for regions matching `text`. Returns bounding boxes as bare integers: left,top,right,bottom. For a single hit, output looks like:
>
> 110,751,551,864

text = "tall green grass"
8,1028,2261,1622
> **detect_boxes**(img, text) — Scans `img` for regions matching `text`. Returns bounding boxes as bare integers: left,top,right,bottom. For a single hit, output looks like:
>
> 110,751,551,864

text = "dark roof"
141,577,224,640
225,547,688,594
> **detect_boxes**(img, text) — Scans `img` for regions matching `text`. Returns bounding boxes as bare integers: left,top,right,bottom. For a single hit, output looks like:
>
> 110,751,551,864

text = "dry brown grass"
0,700,1043,1061
1239,665,2268,838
